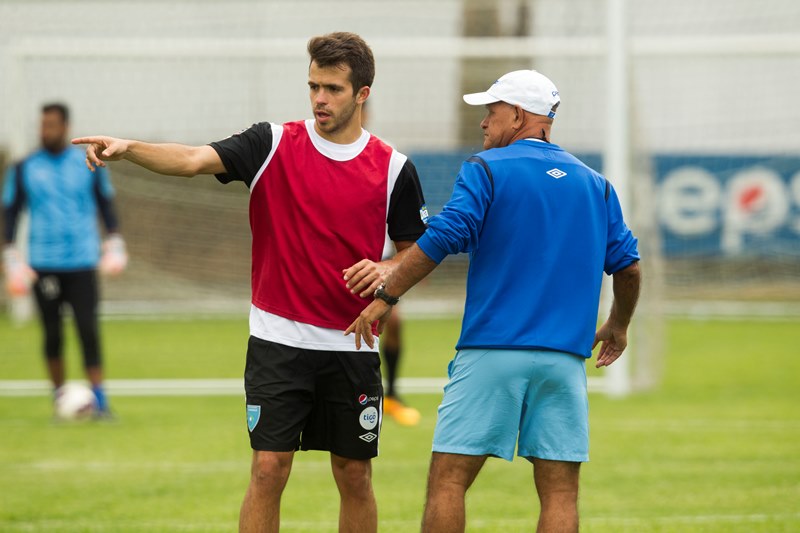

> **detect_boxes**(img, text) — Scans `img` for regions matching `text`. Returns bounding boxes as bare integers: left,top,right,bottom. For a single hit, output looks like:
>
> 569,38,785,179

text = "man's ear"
515,105,526,127
356,86,371,105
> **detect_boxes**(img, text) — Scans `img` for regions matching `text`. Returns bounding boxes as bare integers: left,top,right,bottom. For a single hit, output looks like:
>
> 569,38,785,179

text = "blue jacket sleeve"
416,159,493,264
2,163,25,243
604,184,640,274
96,166,115,198
93,166,119,233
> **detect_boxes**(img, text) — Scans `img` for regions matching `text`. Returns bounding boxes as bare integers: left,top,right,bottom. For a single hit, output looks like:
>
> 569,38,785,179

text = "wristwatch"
374,283,400,306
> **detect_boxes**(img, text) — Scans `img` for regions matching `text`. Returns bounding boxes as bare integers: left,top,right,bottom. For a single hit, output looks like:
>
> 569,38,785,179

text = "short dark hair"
307,32,375,93
42,102,70,123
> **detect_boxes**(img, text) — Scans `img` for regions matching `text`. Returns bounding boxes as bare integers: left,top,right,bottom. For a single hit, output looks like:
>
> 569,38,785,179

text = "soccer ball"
54,383,97,420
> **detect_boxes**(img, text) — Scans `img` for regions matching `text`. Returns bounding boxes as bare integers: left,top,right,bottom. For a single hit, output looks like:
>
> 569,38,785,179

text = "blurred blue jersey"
2,146,118,271
416,139,640,358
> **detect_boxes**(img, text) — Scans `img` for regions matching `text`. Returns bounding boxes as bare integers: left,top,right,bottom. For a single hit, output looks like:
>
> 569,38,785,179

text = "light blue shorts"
432,348,589,462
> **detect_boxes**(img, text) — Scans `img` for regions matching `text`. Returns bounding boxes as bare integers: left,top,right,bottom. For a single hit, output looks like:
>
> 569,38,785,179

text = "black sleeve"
3,162,26,243
93,173,119,234
387,158,428,243
208,122,274,188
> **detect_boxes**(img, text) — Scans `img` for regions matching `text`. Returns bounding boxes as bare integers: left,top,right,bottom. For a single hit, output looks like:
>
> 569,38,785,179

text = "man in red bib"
73,32,427,533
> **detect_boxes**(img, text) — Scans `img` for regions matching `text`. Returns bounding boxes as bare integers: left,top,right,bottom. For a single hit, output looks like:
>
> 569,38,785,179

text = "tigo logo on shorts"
247,404,261,432
359,407,378,430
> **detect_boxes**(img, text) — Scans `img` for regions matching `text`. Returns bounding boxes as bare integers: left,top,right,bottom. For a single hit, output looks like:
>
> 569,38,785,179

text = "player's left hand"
593,320,628,368
344,299,392,350
342,259,392,298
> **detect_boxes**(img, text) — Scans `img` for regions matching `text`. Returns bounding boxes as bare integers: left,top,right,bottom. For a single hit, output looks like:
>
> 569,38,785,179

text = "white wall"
2,0,799,158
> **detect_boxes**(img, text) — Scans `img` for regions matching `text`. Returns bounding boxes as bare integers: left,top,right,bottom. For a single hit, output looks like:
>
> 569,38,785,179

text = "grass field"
1,315,799,532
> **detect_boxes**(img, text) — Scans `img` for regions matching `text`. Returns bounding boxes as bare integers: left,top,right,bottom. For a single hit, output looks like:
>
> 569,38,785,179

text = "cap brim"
462,92,500,106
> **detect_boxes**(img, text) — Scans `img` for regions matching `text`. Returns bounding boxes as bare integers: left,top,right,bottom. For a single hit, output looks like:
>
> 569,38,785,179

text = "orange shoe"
383,396,421,427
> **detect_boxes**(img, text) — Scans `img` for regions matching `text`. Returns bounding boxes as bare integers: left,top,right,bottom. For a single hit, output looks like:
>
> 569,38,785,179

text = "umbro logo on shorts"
359,432,378,442
547,168,567,179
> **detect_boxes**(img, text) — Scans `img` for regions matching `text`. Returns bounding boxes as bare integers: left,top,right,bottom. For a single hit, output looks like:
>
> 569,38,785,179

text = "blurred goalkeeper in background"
2,103,127,418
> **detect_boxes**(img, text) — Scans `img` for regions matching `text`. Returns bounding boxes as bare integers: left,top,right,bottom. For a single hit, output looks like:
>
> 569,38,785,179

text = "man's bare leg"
239,450,294,533
421,452,487,533
330,453,377,533
532,458,580,533
46,357,65,389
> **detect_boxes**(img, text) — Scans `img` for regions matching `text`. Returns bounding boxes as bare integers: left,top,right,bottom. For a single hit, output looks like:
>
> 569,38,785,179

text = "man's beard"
318,98,358,135
42,138,66,153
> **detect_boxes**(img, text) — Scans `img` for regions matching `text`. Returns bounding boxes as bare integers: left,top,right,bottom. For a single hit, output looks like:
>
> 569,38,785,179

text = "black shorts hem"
300,443,378,461
250,442,378,460
250,443,300,453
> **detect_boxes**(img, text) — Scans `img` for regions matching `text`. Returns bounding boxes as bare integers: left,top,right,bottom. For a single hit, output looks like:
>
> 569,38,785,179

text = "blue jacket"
416,139,640,358
2,147,118,271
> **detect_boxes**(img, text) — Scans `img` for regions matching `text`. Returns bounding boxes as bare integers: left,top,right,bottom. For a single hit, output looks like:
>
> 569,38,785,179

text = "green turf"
1,315,457,379
1,315,799,532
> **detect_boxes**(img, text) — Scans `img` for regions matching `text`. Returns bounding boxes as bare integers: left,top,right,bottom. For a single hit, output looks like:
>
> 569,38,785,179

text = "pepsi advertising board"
655,156,800,257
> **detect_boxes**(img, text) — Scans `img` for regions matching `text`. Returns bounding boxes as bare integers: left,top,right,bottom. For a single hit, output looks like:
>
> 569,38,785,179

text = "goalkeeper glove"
2,246,37,297
99,234,128,276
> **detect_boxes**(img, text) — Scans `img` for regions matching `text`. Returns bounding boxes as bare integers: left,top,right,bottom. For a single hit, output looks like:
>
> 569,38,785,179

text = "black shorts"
32,269,100,365
244,337,383,460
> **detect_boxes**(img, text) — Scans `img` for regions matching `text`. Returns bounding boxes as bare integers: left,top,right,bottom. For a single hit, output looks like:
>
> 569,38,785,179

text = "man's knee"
250,451,293,489
532,458,580,502
427,452,487,493
331,455,372,494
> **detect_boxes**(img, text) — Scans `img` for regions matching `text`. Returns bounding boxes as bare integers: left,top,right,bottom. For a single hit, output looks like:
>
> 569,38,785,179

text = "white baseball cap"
463,70,560,118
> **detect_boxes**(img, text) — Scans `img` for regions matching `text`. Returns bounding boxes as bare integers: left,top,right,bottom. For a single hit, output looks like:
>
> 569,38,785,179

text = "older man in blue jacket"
346,70,641,533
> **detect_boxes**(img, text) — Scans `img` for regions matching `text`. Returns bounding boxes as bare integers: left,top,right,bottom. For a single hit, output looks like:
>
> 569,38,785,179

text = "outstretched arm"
72,136,225,177
594,261,641,368
344,244,438,350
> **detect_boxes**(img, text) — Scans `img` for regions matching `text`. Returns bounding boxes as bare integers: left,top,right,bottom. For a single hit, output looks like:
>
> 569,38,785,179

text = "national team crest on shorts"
246,404,261,432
